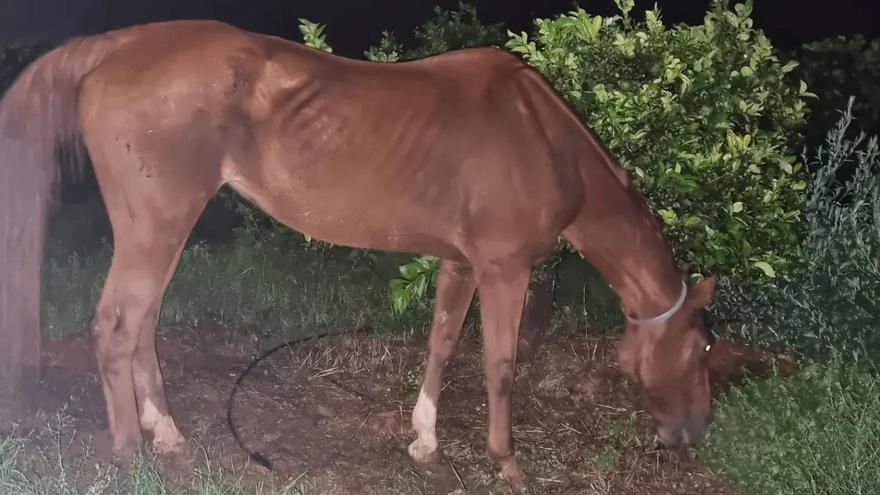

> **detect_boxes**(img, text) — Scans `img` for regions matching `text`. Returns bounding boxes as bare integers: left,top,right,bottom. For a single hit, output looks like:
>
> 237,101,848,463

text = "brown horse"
0,20,717,481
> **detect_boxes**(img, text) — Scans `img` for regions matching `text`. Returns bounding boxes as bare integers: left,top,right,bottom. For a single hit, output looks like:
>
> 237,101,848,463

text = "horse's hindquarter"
77,22,276,213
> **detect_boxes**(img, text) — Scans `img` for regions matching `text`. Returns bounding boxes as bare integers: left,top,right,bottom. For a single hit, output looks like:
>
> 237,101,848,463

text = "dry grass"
2,327,740,494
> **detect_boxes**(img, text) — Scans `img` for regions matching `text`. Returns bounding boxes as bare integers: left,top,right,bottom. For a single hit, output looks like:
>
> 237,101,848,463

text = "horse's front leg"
475,258,531,482
409,259,477,463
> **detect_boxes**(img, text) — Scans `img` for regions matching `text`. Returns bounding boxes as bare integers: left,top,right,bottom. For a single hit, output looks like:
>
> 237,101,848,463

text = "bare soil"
0,326,795,494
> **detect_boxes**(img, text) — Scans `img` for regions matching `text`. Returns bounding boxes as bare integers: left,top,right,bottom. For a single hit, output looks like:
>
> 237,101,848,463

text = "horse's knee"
91,305,136,372
90,304,118,338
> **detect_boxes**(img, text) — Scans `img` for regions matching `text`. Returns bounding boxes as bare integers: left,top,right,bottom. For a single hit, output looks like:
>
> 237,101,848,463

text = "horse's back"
73,20,585,260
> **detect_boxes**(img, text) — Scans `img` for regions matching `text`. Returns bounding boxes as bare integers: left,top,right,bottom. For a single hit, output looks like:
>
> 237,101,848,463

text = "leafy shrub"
365,2,505,63
699,357,880,495
400,2,506,59
713,99,880,364
792,35,880,149
506,0,812,282
298,18,333,53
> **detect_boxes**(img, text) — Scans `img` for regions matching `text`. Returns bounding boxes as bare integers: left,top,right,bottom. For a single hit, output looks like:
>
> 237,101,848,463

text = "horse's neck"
577,162,684,321
598,227,683,322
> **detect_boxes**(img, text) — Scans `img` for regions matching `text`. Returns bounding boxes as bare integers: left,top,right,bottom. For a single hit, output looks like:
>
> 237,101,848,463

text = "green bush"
365,2,505,62
699,357,880,495
506,0,812,282
713,99,880,364
792,35,880,148
399,2,506,59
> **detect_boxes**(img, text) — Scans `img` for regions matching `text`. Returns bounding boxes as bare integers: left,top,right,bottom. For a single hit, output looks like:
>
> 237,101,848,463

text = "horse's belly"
227,175,463,258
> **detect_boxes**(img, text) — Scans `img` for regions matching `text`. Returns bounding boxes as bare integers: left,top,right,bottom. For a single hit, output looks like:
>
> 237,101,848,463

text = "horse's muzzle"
657,414,707,448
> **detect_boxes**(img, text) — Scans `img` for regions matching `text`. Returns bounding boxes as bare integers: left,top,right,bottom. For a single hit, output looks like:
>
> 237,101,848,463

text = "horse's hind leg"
93,216,207,455
88,164,215,456
132,283,186,454
408,259,476,463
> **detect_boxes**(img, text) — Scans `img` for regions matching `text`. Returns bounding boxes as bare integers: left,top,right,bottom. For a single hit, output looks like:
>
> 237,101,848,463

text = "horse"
0,19,717,482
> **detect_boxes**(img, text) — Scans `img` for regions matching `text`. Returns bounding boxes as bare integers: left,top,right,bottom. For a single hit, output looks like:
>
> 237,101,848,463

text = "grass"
39,232,436,343
39,216,623,347
0,409,318,495
0,329,738,495
698,355,880,495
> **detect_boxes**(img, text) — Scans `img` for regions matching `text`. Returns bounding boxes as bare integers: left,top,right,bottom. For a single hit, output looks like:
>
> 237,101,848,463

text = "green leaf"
658,209,678,224
399,263,419,280
685,216,703,227
753,261,776,278
613,0,634,16
586,15,603,39
645,9,664,32
792,181,807,191
731,202,744,213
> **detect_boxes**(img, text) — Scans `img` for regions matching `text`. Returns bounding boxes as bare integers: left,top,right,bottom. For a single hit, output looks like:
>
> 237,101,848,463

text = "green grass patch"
40,219,622,344
0,409,315,494
698,357,880,495
40,233,434,343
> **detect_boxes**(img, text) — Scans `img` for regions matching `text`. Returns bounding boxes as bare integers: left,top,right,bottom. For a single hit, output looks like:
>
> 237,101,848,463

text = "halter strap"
624,280,688,326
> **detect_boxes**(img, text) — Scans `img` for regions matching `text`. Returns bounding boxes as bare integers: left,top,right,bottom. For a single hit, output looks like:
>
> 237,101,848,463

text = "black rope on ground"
225,328,364,470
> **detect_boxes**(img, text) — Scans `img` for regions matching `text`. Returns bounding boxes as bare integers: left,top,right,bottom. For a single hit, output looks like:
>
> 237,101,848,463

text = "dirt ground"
0,326,795,494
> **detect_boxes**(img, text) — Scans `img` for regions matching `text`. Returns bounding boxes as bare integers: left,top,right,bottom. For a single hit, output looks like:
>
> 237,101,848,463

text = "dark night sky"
2,0,879,56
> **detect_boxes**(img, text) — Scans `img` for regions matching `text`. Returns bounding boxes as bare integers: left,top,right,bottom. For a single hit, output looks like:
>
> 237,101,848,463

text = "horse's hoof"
490,452,527,486
501,462,526,483
408,438,439,464
110,442,142,467
152,434,188,456
149,421,188,456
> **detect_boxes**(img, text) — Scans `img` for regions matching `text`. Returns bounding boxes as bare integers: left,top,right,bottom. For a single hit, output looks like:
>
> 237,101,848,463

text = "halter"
623,280,688,326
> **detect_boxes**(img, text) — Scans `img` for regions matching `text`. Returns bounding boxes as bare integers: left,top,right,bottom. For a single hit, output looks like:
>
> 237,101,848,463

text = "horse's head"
615,275,717,448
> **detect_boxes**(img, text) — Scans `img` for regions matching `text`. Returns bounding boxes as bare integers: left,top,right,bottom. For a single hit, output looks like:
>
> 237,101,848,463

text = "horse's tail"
0,33,124,396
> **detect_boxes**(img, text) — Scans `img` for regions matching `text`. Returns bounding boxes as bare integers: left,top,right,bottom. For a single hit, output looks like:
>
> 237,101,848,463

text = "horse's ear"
690,275,717,307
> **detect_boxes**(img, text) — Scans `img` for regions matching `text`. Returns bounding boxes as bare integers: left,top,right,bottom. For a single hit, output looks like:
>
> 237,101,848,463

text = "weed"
699,355,880,495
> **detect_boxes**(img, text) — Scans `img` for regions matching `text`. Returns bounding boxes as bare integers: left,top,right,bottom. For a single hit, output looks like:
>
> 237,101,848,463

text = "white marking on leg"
140,398,186,454
408,387,438,462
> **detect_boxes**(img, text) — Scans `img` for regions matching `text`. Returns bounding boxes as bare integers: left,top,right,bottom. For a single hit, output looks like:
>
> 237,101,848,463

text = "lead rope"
225,327,381,470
